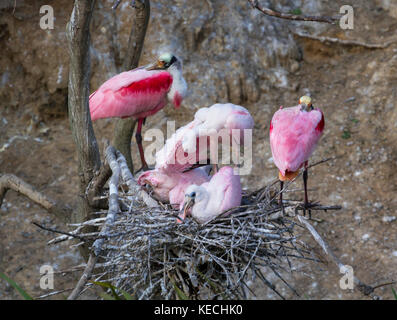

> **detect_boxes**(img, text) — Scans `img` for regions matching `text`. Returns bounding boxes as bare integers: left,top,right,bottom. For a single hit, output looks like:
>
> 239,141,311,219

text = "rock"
0,0,309,117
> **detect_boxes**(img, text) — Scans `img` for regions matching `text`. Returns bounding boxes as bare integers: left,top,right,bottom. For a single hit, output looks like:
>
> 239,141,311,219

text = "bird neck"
191,190,210,220
167,66,187,106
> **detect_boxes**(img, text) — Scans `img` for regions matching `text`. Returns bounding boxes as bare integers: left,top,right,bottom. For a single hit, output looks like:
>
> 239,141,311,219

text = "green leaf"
392,287,397,300
172,282,188,300
91,281,121,300
0,272,33,300
290,8,302,15
99,292,117,300
120,289,135,300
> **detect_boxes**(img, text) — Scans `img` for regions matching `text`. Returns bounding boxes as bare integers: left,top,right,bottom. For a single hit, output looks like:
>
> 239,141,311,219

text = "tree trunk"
66,0,101,259
112,0,151,172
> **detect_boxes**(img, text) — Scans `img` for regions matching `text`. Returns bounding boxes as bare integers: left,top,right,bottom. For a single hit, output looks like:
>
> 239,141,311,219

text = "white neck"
167,65,187,103
191,189,218,224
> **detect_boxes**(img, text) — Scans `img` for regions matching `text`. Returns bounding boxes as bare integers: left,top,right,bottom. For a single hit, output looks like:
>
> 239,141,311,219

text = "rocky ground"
0,0,396,299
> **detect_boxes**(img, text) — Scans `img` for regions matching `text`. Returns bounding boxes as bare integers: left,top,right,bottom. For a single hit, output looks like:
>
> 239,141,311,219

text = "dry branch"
0,174,71,222
116,150,159,207
292,30,397,49
297,215,381,299
92,147,121,256
247,0,338,24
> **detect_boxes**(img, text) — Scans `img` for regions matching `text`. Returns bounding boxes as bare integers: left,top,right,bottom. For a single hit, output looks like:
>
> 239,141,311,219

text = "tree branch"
113,0,151,172
66,0,101,258
292,30,397,49
247,0,338,24
68,146,122,300
297,216,381,299
0,174,72,223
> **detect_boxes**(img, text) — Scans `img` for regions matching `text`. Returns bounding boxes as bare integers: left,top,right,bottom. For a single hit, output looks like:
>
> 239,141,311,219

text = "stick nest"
84,183,320,300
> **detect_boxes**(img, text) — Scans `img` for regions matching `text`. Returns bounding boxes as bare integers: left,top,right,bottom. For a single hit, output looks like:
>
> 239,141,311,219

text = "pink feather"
269,105,324,176
89,69,173,121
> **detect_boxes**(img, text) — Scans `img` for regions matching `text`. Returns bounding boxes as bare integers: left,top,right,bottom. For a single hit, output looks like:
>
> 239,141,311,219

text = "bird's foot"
299,201,319,220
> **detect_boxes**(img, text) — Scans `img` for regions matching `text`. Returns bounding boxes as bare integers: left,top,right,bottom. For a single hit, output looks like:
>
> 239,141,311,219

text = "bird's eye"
190,192,196,197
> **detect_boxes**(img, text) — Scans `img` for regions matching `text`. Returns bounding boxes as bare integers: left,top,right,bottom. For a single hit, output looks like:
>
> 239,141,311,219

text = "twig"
297,215,379,298
92,146,121,256
292,30,397,49
67,255,98,300
35,288,73,300
68,147,122,300
32,222,86,241
247,0,338,24
116,150,159,207
0,174,72,223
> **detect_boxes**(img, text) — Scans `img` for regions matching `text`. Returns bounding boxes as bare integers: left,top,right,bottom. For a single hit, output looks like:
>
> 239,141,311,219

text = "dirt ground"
1,1,397,299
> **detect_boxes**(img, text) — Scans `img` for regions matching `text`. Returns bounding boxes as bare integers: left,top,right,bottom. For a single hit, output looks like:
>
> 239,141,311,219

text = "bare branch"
247,0,338,24
0,174,71,223
116,150,159,207
297,215,380,298
67,254,97,300
292,30,397,49
92,147,121,256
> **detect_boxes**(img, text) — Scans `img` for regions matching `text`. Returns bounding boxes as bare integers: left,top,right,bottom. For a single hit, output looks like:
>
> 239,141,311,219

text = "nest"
45,149,340,300
80,184,322,299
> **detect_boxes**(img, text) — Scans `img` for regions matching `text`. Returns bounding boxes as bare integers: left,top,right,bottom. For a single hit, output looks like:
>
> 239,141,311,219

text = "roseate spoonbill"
89,53,187,170
269,96,324,217
178,166,242,224
155,103,254,173
137,166,210,207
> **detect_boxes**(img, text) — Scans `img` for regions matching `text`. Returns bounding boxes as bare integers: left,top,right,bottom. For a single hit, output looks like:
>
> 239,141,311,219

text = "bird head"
147,53,179,71
299,95,314,112
177,191,196,224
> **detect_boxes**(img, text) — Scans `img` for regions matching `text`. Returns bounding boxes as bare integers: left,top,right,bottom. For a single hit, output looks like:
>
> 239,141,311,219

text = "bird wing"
155,119,207,173
270,106,324,174
217,167,242,213
89,69,173,121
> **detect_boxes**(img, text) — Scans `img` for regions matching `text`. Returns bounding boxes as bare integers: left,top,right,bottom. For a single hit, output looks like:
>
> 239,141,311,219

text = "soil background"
0,0,396,299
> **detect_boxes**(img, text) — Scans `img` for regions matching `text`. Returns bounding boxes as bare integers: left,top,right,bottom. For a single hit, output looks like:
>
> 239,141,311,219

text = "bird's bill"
146,59,165,71
177,196,194,224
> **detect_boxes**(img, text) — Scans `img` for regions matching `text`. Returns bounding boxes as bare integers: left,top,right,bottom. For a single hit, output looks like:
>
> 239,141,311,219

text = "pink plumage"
137,167,210,207
179,166,242,224
270,104,324,179
89,69,174,121
88,53,187,169
155,103,254,173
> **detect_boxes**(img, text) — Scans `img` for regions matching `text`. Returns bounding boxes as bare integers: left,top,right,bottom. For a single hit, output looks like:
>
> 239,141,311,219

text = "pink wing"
155,104,254,173
138,168,210,206
214,167,242,213
155,119,208,173
270,105,324,175
90,69,173,121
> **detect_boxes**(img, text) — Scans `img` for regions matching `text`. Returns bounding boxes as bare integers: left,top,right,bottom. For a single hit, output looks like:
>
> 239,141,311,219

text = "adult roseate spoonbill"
269,96,324,217
155,103,254,173
178,166,242,224
89,53,187,170
137,166,210,207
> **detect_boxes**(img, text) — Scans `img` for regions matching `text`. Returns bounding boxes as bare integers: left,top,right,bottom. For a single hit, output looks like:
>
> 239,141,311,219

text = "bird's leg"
303,161,311,219
136,118,149,171
279,180,285,215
